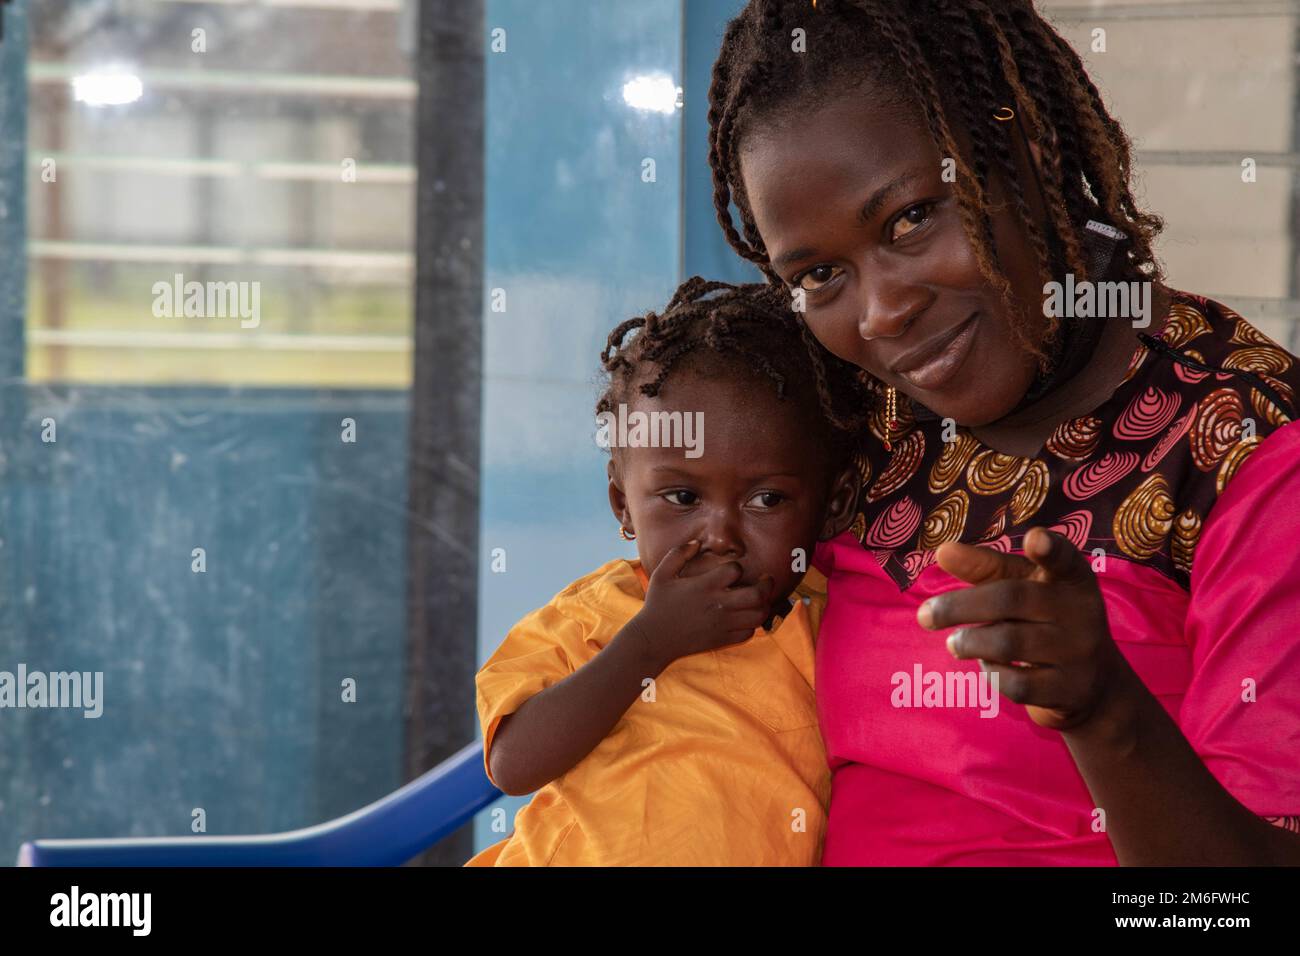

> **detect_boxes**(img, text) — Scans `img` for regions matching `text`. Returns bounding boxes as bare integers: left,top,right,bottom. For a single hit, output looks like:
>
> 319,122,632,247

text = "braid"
974,2,1089,282
1034,19,1165,279
1000,1,1163,281
958,1,1073,358
711,68,788,283
596,276,873,464
708,36,780,277
797,318,874,434
927,2,1003,280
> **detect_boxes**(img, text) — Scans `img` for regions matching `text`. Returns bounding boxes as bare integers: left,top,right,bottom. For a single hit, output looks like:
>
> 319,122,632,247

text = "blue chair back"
18,741,502,866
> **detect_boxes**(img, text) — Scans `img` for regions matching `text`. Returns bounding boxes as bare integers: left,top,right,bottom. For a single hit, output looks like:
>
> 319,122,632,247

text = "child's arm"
488,615,667,795
488,540,775,796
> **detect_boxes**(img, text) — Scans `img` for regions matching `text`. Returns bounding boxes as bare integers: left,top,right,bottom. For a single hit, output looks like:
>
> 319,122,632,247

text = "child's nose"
699,510,744,557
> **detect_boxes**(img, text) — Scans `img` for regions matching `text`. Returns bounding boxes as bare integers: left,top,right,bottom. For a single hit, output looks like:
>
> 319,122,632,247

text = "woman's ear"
819,463,861,540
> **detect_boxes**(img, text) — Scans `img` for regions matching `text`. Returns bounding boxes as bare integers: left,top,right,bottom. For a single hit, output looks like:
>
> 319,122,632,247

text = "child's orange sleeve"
475,597,596,788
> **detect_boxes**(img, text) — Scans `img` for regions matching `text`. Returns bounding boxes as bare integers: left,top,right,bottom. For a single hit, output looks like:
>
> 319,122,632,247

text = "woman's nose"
857,269,927,342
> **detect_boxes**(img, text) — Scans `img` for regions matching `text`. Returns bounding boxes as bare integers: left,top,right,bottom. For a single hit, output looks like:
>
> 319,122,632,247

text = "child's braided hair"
597,276,873,466
708,0,1165,393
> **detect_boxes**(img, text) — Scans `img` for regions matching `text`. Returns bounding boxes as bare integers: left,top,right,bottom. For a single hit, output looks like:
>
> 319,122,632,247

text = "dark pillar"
403,0,485,866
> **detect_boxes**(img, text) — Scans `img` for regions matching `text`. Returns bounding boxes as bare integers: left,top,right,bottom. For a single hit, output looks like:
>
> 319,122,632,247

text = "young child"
465,277,869,866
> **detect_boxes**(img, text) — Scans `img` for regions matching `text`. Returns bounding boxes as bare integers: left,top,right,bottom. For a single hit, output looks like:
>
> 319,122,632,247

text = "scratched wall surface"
0,388,409,861
0,0,34,862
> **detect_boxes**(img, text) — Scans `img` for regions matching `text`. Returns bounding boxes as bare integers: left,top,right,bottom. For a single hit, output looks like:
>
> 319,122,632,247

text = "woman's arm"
924,521,1300,865
1062,663,1300,865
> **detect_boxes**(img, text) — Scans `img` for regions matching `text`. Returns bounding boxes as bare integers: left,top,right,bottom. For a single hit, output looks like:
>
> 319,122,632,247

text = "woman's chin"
908,387,1027,430
904,358,1038,427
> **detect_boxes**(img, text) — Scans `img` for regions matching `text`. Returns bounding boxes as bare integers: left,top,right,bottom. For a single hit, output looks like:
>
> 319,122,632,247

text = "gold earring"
993,106,1016,123
883,385,897,452
618,526,636,541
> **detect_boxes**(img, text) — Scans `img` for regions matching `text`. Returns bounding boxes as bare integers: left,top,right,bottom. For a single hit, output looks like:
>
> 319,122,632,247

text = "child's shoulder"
488,558,644,662
795,565,828,599
553,556,641,599
540,557,645,621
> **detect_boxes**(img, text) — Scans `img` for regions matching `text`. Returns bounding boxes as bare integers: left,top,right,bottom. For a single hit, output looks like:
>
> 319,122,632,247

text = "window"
27,0,415,387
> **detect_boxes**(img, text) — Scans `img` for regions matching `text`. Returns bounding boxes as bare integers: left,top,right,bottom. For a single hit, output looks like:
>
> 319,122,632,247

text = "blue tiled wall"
473,0,750,855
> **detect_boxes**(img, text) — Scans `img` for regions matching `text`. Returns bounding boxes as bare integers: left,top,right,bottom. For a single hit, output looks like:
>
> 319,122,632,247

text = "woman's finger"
1023,527,1095,585
976,659,1073,710
946,621,1061,667
918,578,1058,629
934,540,1039,585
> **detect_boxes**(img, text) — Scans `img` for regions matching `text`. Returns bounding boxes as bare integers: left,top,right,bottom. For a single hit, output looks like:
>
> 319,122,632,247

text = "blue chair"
17,741,502,866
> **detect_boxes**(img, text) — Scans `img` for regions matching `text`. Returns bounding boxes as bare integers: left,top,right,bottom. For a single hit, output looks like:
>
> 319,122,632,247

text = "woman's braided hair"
708,0,1165,425
596,275,871,468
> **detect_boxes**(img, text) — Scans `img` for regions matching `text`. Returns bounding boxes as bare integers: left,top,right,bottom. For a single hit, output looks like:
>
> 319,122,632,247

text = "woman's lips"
894,314,980,392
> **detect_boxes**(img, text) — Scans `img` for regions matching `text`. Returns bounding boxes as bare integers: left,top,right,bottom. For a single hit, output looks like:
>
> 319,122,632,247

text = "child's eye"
891,202,934,241
663,490,698,506
794,264,842,293
748,491,785,509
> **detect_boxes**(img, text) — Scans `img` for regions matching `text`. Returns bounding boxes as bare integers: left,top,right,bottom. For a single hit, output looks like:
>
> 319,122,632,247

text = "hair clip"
993,106,1016,122
1082,218,1128,279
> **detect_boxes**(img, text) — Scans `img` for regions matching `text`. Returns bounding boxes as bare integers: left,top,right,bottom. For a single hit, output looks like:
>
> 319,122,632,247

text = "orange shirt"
466,558,831,866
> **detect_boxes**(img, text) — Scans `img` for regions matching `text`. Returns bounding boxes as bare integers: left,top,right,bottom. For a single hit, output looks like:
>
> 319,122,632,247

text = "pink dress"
813,291,1300,865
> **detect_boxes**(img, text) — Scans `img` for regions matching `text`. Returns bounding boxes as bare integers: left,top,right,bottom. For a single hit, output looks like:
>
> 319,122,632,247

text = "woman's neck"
969,284,1171,458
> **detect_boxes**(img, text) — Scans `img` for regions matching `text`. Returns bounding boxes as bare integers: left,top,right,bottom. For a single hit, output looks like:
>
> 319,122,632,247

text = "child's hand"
628,539,776,670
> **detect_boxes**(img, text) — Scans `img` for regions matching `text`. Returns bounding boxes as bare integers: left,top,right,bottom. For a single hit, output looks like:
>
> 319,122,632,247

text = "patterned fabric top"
846,289,1300,592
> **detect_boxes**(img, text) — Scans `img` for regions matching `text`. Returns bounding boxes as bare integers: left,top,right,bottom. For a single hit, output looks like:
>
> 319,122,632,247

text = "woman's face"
738,90,1048,427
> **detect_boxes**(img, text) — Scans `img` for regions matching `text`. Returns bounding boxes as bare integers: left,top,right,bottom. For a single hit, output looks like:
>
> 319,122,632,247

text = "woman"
706,0,1300,864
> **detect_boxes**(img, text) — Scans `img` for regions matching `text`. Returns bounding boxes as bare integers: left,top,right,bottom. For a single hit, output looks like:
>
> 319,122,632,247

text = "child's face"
606,365,859,617
737,87,1048,428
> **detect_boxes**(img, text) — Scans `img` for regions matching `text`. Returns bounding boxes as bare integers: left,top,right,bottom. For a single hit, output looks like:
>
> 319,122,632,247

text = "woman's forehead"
743,96,932,185
738,99,938,249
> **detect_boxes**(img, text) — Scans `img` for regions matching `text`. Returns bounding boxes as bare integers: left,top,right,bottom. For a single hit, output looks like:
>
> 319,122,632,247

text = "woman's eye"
795,264,842,293
748,491,785,509
664,490,697,506
891,203,933,241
